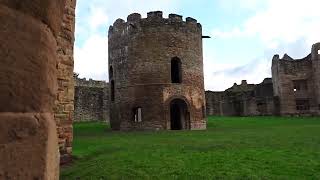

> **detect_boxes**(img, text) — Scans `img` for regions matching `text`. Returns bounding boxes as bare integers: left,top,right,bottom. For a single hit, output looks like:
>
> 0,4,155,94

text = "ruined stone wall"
74,77,109,122
312,43,320,115
205,79,275,116
0,0,65,178
272,43,320,116
54,0,76,164
205,91,223,116
109,12,206,130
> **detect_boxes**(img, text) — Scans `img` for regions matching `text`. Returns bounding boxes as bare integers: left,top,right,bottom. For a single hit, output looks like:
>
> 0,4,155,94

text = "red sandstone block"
0,5,58,112
0,0,65,36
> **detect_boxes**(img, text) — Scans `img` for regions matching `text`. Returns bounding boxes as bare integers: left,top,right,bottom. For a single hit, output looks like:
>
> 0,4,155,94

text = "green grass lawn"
61,116,320,179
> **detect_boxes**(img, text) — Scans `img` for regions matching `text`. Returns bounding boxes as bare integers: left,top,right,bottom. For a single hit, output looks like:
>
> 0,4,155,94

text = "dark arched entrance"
170,99,190,130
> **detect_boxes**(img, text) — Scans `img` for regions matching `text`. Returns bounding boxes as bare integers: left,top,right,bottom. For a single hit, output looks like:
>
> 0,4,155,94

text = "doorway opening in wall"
171,57,182,83
170,99,190,130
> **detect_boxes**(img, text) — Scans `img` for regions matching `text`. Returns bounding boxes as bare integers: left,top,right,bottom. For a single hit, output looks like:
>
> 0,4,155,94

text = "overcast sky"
74,0,320,91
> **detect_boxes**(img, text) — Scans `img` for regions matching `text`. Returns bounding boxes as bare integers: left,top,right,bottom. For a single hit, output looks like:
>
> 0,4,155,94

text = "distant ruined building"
206,42,320,117
74,74,109,122
108,11,207,130
206,78,277,116
272,42,320,116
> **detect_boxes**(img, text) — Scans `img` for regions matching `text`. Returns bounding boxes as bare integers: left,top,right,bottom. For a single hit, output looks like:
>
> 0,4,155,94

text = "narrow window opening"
296,99,310,111
318,50,320,55
109,66,113,80
171,57,182,83
133,107,142,122
111,80,115,102
293,80,308,93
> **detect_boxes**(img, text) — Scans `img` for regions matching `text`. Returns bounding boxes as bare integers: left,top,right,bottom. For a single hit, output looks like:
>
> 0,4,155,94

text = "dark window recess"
111,80,115,102
296,99,310,111
133,107,142,122
109,66,113,79
293,80,308,92
171,57,182,83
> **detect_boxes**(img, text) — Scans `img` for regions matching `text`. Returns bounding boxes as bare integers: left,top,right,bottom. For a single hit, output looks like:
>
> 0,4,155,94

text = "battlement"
312,42,320,60
108,11,202,36
74,75,108,88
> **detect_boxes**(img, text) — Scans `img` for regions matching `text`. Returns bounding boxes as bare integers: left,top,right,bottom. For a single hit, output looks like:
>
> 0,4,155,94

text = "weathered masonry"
0,0,68,178
74,75,109,122
272,42,320,116
54,0,76,165
108,11,207,130
206,79,277,116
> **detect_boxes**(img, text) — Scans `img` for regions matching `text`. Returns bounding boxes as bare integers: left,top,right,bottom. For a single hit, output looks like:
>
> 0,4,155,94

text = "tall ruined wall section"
109,11,206,130
272,43,320,116
0,0,65,178
205,79,276,116
74,77,109,122
205,91,224,116
312,43,320,114
54,0,76,164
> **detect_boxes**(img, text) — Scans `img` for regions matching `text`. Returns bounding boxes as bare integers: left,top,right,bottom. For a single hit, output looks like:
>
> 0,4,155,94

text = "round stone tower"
108,11,206,130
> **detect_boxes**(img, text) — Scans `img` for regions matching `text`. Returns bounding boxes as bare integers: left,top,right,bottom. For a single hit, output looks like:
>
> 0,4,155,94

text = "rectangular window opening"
134,107,142,122
296,99,310,111
293,80,308,93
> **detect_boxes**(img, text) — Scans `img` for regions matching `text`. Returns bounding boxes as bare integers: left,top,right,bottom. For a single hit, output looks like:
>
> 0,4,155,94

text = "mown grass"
61,116,320,179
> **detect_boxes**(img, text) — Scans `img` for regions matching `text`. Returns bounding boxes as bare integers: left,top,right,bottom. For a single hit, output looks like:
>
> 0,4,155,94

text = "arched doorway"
170,99,190,130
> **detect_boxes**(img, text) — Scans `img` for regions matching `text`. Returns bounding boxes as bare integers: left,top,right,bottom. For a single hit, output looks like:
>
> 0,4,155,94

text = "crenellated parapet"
108,11,202,37
75,77,108,88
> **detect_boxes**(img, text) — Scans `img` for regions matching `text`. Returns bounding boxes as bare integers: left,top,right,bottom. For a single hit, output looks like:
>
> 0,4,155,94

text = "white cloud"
214,0,320,48
207,0,320,91
74,34,108,81
88,8,109,30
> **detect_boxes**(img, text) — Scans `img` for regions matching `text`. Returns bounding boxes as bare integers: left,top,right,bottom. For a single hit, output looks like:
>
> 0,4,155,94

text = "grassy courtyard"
61,116,320,179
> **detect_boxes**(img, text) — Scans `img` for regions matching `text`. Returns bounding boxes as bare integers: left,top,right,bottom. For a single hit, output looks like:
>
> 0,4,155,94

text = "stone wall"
206,79,276,116
0,0,65,178
272,42,320,116
74,75,109,122
54,0,76,164
109,12,206,130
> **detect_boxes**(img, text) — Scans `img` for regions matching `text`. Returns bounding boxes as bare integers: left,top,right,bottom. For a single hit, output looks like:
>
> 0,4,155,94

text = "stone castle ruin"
206,78,277,116
108,12,207,130
74,74,109,122
272,43,320,116
206,42,320,117
0,0,319,178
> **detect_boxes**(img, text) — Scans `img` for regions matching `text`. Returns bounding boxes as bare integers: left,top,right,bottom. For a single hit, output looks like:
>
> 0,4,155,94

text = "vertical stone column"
0,0,65,179
311,43,320,115
55,0,76,164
